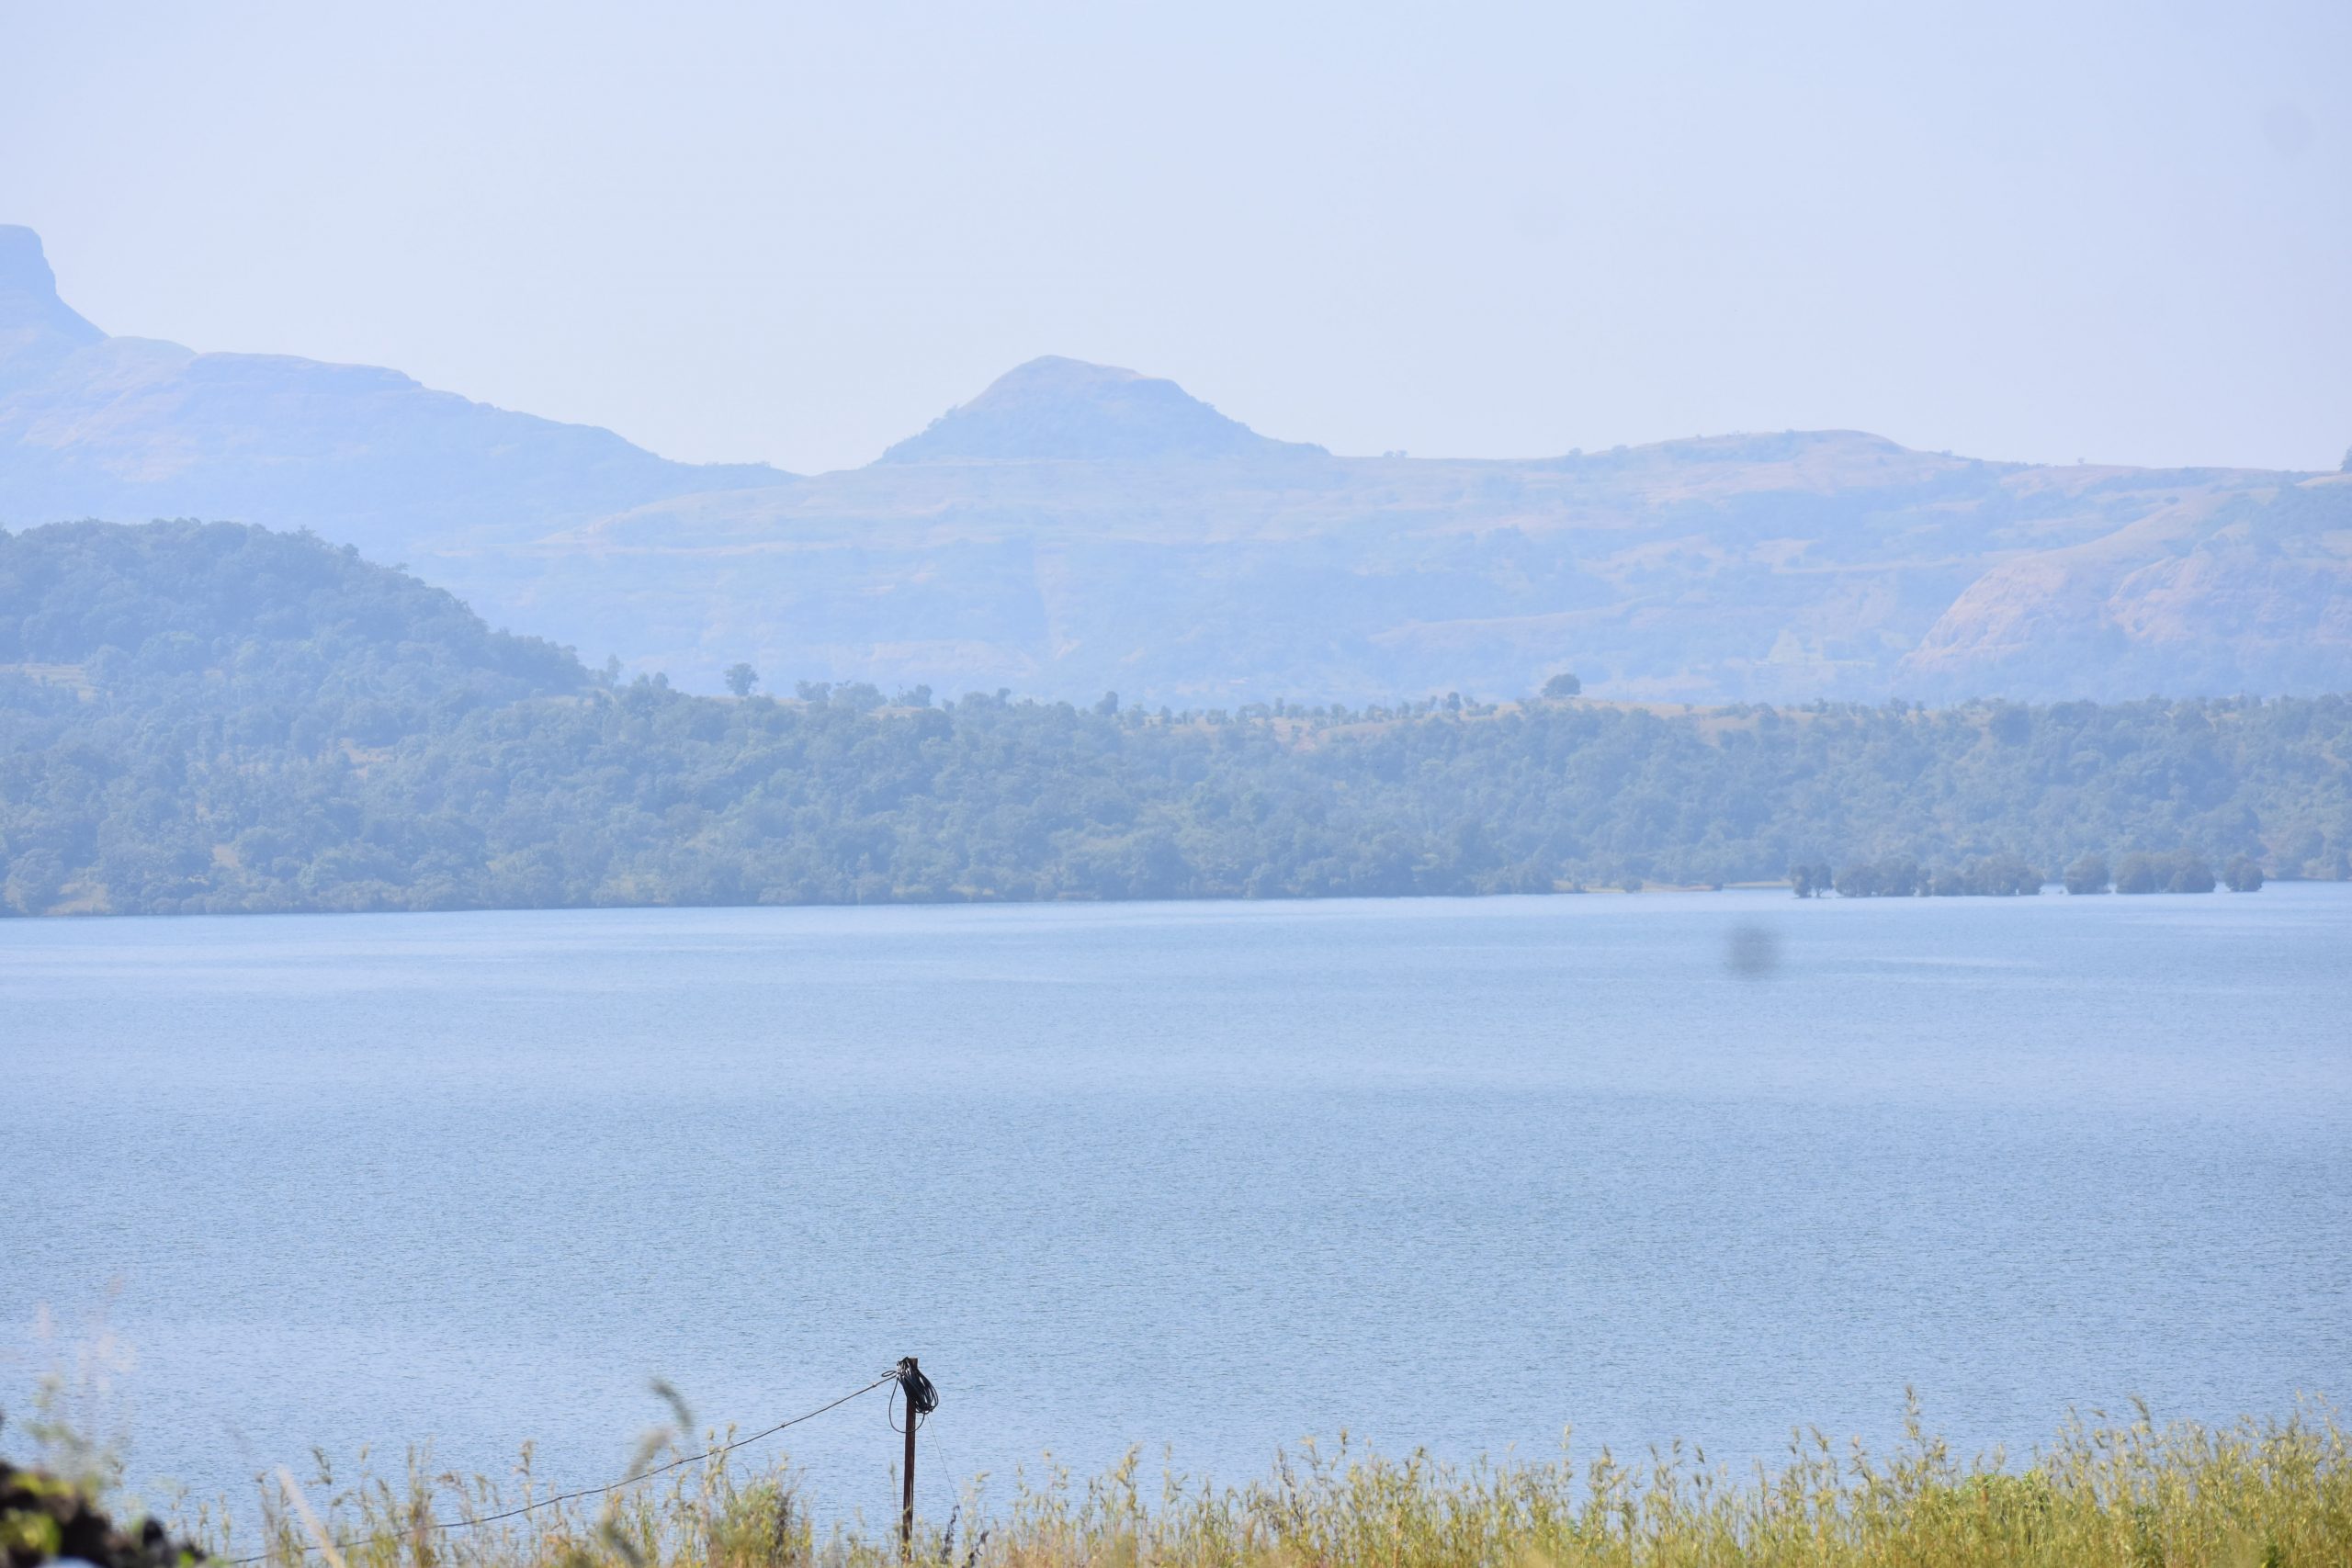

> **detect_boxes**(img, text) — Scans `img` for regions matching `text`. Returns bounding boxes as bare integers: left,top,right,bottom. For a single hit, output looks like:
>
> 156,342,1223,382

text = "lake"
4,888,2348,1530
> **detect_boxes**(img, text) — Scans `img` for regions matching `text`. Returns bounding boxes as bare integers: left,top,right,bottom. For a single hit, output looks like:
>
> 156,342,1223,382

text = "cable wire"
886,1359,937,1436
232,1370,899,1564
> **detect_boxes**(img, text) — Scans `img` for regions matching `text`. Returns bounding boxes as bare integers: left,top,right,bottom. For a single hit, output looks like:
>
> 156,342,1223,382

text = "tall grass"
170,1402,2348,1568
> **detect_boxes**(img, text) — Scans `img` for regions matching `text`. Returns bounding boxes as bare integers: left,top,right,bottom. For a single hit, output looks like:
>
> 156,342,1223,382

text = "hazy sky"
3,1,2346,474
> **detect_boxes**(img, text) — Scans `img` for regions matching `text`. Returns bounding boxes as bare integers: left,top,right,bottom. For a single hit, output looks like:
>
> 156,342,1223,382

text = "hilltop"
0,518,584,707
4,226,2349,704
877,355,1327,463
0,226,780,565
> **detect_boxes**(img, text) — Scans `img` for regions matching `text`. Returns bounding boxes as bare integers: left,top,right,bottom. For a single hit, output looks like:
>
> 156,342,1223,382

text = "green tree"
2063,852,2110,895
1543,671,1582,699
2165,852,2217,894
723,663,760,697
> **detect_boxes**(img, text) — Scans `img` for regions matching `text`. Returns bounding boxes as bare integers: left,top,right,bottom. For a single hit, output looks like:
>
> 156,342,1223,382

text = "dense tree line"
4,521,2350,917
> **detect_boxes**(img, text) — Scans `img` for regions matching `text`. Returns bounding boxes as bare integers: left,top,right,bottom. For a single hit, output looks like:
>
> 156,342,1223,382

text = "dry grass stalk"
174,1404,2348,1568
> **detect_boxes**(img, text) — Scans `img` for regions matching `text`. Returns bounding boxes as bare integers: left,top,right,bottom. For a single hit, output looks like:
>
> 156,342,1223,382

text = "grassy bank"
113,1405,2348,1568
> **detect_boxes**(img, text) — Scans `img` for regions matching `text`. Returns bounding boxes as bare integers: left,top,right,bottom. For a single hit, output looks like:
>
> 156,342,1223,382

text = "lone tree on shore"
2064,852,2110,895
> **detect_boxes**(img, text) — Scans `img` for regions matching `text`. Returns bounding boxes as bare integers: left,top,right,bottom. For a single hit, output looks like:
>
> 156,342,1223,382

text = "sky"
1,0,2346,475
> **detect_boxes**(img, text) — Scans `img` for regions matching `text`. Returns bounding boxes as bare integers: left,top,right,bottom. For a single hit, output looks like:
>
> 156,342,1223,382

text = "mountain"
1900,479,2352,695
877,355,1327,463
551,433,2352,705
0,226,105,389
5,225,2349,703
0,226,784,569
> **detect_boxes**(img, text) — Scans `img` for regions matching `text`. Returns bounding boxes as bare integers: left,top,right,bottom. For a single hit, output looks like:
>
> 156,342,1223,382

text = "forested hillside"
4,522,2347,917
0,519,582,707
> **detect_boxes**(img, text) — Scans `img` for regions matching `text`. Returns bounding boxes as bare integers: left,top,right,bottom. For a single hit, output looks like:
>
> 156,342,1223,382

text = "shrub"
2063,852,2109,895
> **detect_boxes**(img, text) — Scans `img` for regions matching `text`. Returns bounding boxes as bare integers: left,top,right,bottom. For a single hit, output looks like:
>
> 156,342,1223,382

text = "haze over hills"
0,225,780,562
4,223,2348,705
876,355,1329,464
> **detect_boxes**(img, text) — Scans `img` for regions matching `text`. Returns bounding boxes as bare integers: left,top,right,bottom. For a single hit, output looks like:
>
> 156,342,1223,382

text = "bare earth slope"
4,225,2346,702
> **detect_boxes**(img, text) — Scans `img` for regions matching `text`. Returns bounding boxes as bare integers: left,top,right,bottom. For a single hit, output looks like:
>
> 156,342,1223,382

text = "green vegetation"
1829,855,2045,898
2114,851,2219,896
2064,852,2111,896
6,522,2351,918
1,1459,203,1568
19,1406,2344,1568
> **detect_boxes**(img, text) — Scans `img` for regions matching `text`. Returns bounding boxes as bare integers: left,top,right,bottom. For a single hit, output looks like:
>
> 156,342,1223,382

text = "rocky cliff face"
0,225,106,391
5,225,2346,702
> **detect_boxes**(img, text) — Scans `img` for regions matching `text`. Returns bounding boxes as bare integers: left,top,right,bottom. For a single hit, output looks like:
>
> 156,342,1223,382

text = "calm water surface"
4,889,2348,1525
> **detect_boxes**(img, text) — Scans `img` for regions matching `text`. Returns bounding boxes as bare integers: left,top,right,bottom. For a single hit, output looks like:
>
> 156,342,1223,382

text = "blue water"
4,889,2348,1529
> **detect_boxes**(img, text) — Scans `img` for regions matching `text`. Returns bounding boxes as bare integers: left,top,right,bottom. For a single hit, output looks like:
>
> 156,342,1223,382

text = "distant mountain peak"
0,225,788,551
876,355,1326,464
0,226,106,389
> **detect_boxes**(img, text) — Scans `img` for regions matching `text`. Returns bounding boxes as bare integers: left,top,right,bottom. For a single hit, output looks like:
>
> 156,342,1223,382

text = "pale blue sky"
2,0,2346,474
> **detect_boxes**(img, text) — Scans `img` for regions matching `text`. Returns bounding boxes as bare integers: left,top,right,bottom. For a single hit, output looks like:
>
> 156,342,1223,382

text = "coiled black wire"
888,1356,938,1434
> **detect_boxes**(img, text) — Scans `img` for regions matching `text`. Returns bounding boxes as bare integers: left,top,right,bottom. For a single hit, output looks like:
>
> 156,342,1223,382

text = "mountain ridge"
3,224,2346,705
0,225,787,563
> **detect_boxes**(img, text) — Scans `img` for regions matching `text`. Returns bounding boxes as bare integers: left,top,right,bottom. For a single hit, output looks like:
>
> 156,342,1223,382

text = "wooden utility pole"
894,1357,935,1555
899,1365,917,1552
